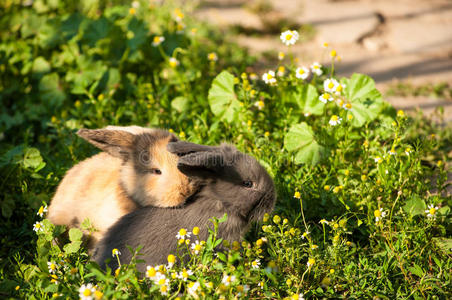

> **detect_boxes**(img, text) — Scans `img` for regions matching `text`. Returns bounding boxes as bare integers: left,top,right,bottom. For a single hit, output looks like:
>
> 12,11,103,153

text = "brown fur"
47,126,196,249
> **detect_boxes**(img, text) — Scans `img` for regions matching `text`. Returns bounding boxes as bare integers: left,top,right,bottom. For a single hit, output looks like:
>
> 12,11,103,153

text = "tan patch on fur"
48,153,136,245
144,136,194,207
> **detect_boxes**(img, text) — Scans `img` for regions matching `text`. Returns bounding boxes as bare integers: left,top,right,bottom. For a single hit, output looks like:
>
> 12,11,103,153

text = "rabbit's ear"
167,141,217,156
77,129,134,159
177,151,224,176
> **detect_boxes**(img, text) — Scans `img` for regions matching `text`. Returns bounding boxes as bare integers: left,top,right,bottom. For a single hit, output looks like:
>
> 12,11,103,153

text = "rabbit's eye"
242,180,253,188
149,168,162,175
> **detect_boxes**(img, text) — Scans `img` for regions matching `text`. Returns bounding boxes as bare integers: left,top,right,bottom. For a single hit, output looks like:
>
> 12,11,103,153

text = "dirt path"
195,0,452,123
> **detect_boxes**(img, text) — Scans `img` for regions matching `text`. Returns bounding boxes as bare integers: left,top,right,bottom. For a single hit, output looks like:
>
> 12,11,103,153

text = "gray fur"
93,142,276,273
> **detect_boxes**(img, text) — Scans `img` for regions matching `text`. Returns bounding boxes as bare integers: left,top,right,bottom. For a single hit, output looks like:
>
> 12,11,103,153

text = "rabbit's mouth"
245,190,275,222
245,196,265,222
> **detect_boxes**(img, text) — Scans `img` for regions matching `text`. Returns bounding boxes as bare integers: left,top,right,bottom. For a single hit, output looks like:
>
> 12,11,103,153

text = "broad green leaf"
82,17,110,46
68,228,83,242
342,74,384,127
403,196,426,216
171,96,189,113
60,13,83,41
64,241,82,254
39,73,65,106
284,122,326,165
37,19,62,48
294,84,324,115
32,57,51,74
127,18,148,51
23,148,44,170
208,71,240,123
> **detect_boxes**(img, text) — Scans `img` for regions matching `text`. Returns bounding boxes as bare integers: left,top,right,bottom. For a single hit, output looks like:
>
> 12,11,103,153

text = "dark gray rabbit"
93,142,276,273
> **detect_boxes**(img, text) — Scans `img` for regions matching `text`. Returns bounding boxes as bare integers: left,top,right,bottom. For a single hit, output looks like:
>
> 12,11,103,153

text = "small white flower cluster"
324,78,344,96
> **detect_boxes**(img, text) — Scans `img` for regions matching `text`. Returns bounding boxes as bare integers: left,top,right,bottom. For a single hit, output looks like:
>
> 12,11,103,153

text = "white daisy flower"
277,66,285,77
310,62,323,76
254,100,265,110
47,261,58,274
307,257,315,267
333,82,345,96
405,148,412,156
343,102,352,111
251,259,261,269
319,219,329,225
191,240,203,255
187,281,201,297
389,148,397,155
159,284,169,296
155,273,169,286
374,208,387,223
145,266,158,279
374,157,383,164
131,1,140,8
237,284,250,297
207,52,218,61
278,51,285,60
152,36,165,47
37,205,47,217
176,228,191,240
174,8,184,22
321,42,329,48
425,204,439,218
262,71,277,85
112,248,121,257
295,66,310,80
33,221,44,232
329,115,342,126
79,283,96,300
324,78,339,93
169,57,179,68
221,274,236,286
319,93,333,103
177,269,193,281
280,30,299,46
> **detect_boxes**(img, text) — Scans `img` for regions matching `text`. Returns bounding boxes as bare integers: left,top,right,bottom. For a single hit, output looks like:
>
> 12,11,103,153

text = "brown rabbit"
47,126,196,249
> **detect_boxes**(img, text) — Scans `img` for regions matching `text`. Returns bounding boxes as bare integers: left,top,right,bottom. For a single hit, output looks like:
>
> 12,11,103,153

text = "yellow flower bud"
192,226,200,235
167,254,176,264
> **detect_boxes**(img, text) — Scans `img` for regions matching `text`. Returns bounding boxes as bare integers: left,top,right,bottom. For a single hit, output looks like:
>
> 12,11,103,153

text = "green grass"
1,0,451,299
